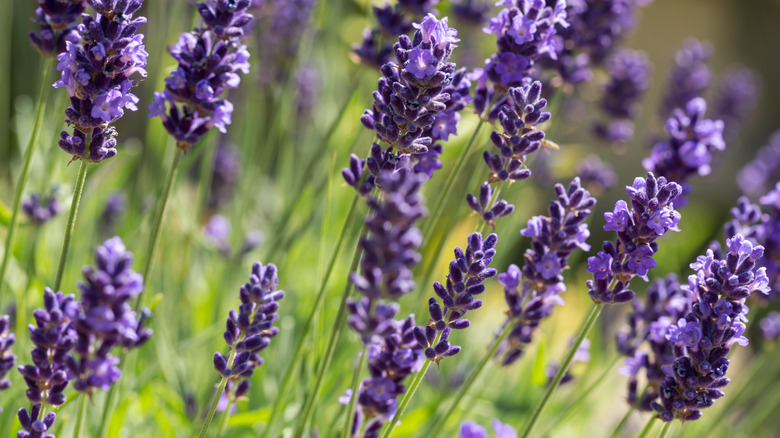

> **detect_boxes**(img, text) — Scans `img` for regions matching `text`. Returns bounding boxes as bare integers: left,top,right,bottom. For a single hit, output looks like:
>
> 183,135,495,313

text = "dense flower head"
213,262,284,403
473,0,567,118
651,234,769,422
0,316,15,392
22,188,60,225
18,288,78,406
661,39,712,118
737,130,780,198
346,315,424,437
467,182,515,226
29,0,87,56
149,0,253,150
540,0,648,86
67,236,151,393
713,67,760,140
348,170,426,343
17,404,57,438
594,49,652,145
643,97,725,205
55,0,148,162
616,275,690,410
413,233,498,364
498,178,595,365
587,173,682,304
576,154,616,193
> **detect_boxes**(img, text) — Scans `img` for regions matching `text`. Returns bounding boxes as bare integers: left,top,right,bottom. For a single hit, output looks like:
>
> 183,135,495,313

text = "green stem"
380,355,434,438
420,119,485,243
0,58,52,301
263,194,361,438
199,348,237,438
217,402,233,437
293,228,366,437
658,421,672,438
135,148,184,309
53,159,89,291
73,393,88,437
519,303,603,438
342,344,369,438
637,416,658,438
609,405,636,438
429,320,517,437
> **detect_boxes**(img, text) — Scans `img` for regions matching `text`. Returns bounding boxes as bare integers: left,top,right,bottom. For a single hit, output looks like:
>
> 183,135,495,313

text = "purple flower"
587,252,612,280
661,39,712,118
55,1,148,162
536,253,561,279
458,419,517,438
150,1,253,150
594,49,652,145
432,111,460,141
203,215,232,257
0,316,15,392
576,155,616,193
666,318,701,347
737,130,780,197
604,200,630,232
407,47,439,78
214,262,284,405
17,404,57,438
760,312,780,341
22,187,60,225
29,0,86,57
714,67,760,139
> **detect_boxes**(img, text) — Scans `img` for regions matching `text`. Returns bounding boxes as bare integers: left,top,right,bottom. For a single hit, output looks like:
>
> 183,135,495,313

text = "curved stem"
637,416,658,438
429,319,516,437
342,344,369,438
519,303,603,438
0,58,53,300
293,228,366,437
73,393,89,437
53,159,89,291
262,194,360,438
657,421,672,438
199,348,237,438
135,147,184,309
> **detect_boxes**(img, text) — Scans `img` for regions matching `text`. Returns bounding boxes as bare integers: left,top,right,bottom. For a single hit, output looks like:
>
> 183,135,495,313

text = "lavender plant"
22,189,60,225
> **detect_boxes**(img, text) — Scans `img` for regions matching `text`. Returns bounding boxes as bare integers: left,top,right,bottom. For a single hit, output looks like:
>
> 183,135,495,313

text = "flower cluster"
576,154,616,194
713,67,760,140
29,0,87,57
616,274,690,410
541,0,648,86
22,188,60,225
414,232,498,364
737,129,780,197
17,404,57,438
586,172,682,304
497,177,594,365
347,315,424,437
473,0,568,118
149,0,253,150
652,234,770,422
348,170,426,343
660,39,712,118
458,419,516,438
213,262,284,405
55,0,148,162
642,98,725,206
594,49,652,145
67,237,151,393
0,315,15,391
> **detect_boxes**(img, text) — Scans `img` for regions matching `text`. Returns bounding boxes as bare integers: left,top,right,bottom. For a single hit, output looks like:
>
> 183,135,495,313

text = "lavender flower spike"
661,39,712,118
149,0,253,150
17,404,57,438
652,235,770,422
213,262,284,404
498,177,595,365
0,315,15,392
586,173,682,304
55,0,148,162
67,237,151,394
29,0,86,56
414,232,498,364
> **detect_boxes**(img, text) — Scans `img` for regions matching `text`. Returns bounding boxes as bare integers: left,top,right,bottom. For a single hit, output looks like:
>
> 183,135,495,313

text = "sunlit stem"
53,158,89,291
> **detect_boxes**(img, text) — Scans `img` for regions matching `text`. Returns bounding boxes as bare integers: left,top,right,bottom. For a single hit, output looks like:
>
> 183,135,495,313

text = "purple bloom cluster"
642,98,725,206
67,237,151,393
213,262,284,403
55,0,148,162
593,49,651,145
660,39,712,118
348,170,426,343
586,173,682,304
29,0,87,57
458,419,517,438
17,404,57,438
149,0,252,150
541,0,649,86
652,234,770,422
22,188,60,225
713,67,760,140
760,311,780,341
497,178,594,365
413,232,498,364
473,0,567,118
467,182,515,227
737,129,780,198
1,315,15,392
346,315,424,437
616,274,690,410
576,154,616,193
